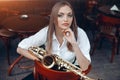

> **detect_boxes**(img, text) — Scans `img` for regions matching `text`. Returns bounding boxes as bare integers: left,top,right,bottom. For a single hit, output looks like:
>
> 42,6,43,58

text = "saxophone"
28,46,94,80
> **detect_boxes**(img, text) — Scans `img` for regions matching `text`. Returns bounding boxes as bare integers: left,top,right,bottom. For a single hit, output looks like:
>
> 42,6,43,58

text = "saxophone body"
28,46,94,80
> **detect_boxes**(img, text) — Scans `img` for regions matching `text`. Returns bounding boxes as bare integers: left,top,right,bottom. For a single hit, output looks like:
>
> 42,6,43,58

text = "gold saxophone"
28,46,94,80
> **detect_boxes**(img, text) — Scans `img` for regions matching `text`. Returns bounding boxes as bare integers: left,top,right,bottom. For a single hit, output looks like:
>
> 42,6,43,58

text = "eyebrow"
58,12,72,14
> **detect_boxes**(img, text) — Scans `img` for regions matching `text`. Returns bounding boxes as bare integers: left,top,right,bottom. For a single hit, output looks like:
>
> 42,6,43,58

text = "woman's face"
56,5,73,30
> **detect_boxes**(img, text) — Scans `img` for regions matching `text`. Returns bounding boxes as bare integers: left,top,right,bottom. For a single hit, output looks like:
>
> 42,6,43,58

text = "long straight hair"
46,1,78,53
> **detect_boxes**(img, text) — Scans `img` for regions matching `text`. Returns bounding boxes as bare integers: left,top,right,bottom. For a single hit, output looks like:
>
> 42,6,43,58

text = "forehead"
58,5,72,13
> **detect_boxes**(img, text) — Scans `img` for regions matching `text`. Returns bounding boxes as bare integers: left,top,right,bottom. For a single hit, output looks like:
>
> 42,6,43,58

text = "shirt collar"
53,32,66,43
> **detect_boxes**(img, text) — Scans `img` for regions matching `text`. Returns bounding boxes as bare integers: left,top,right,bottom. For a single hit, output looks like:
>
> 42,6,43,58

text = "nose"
64,16,68,22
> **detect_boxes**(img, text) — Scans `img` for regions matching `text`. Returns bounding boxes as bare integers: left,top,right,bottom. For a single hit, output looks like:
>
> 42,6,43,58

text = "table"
1,14,49,76
2,14,49,38
98,5,120,18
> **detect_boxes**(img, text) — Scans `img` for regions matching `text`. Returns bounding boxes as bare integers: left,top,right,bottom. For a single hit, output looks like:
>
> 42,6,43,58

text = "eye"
68,14,73,17
58,14,63,17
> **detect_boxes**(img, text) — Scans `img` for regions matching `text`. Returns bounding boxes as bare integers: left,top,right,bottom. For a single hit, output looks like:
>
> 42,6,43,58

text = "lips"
62,23,69,26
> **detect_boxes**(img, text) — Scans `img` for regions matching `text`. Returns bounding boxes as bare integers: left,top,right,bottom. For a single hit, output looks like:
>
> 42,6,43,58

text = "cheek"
70,18,73,22
69,18,73,25
57,19,62,25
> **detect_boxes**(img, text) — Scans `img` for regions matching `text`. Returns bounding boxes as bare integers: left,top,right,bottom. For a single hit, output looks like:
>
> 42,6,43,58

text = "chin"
61,26,70,29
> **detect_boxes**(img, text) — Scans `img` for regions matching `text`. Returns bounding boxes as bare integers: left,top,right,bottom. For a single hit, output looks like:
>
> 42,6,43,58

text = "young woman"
17,1,91,71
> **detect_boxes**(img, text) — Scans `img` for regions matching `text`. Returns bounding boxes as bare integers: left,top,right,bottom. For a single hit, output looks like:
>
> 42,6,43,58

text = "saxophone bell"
42,54,67,71
42,54,57,69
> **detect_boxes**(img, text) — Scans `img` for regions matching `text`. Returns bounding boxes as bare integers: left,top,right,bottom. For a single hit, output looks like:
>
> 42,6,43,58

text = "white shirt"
18,26,91,64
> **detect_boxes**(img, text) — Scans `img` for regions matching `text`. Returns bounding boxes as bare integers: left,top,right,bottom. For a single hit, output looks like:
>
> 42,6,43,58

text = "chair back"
97,14,120,35
34,60,80,80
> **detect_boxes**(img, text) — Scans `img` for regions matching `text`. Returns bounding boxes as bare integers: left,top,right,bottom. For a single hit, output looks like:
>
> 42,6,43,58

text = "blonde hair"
46,1,78,53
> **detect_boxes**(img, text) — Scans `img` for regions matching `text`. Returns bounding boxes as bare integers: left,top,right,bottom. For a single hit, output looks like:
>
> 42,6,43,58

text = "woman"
17,1,91,72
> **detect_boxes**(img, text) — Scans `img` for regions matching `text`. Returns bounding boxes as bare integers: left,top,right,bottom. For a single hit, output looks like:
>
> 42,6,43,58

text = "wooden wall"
0,0,88,26
0,0,119,27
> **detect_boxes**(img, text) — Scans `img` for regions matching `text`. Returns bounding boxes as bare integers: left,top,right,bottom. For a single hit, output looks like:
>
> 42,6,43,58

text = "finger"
65,31,70,36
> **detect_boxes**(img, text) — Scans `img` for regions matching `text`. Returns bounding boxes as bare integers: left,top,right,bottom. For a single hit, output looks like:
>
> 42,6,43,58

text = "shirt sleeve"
77,27,91,62
18,26,48,50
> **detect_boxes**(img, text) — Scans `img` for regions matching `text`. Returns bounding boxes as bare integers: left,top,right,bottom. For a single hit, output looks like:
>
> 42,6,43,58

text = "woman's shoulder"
37,26,49,32
77,26,86,34
33,26,49,36
40,26,49,31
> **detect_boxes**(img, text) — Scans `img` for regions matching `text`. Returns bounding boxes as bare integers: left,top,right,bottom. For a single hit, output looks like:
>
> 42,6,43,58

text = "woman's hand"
63,28,76,44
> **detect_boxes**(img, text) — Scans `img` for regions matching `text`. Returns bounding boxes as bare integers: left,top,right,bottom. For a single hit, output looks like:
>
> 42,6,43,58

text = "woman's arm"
71,42,91,71
17,47,39,61
16,27,48,60
64,28,91,71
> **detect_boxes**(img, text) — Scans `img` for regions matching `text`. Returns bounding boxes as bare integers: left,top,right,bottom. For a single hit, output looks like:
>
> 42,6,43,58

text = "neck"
55,28,64,47
55,28,63,38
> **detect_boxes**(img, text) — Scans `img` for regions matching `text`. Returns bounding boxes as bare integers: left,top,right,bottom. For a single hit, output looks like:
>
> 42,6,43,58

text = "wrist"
71,42,78,47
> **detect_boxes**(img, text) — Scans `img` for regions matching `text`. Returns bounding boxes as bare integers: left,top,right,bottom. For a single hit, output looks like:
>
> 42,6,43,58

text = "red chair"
91,14,120,62
34,60,85,80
